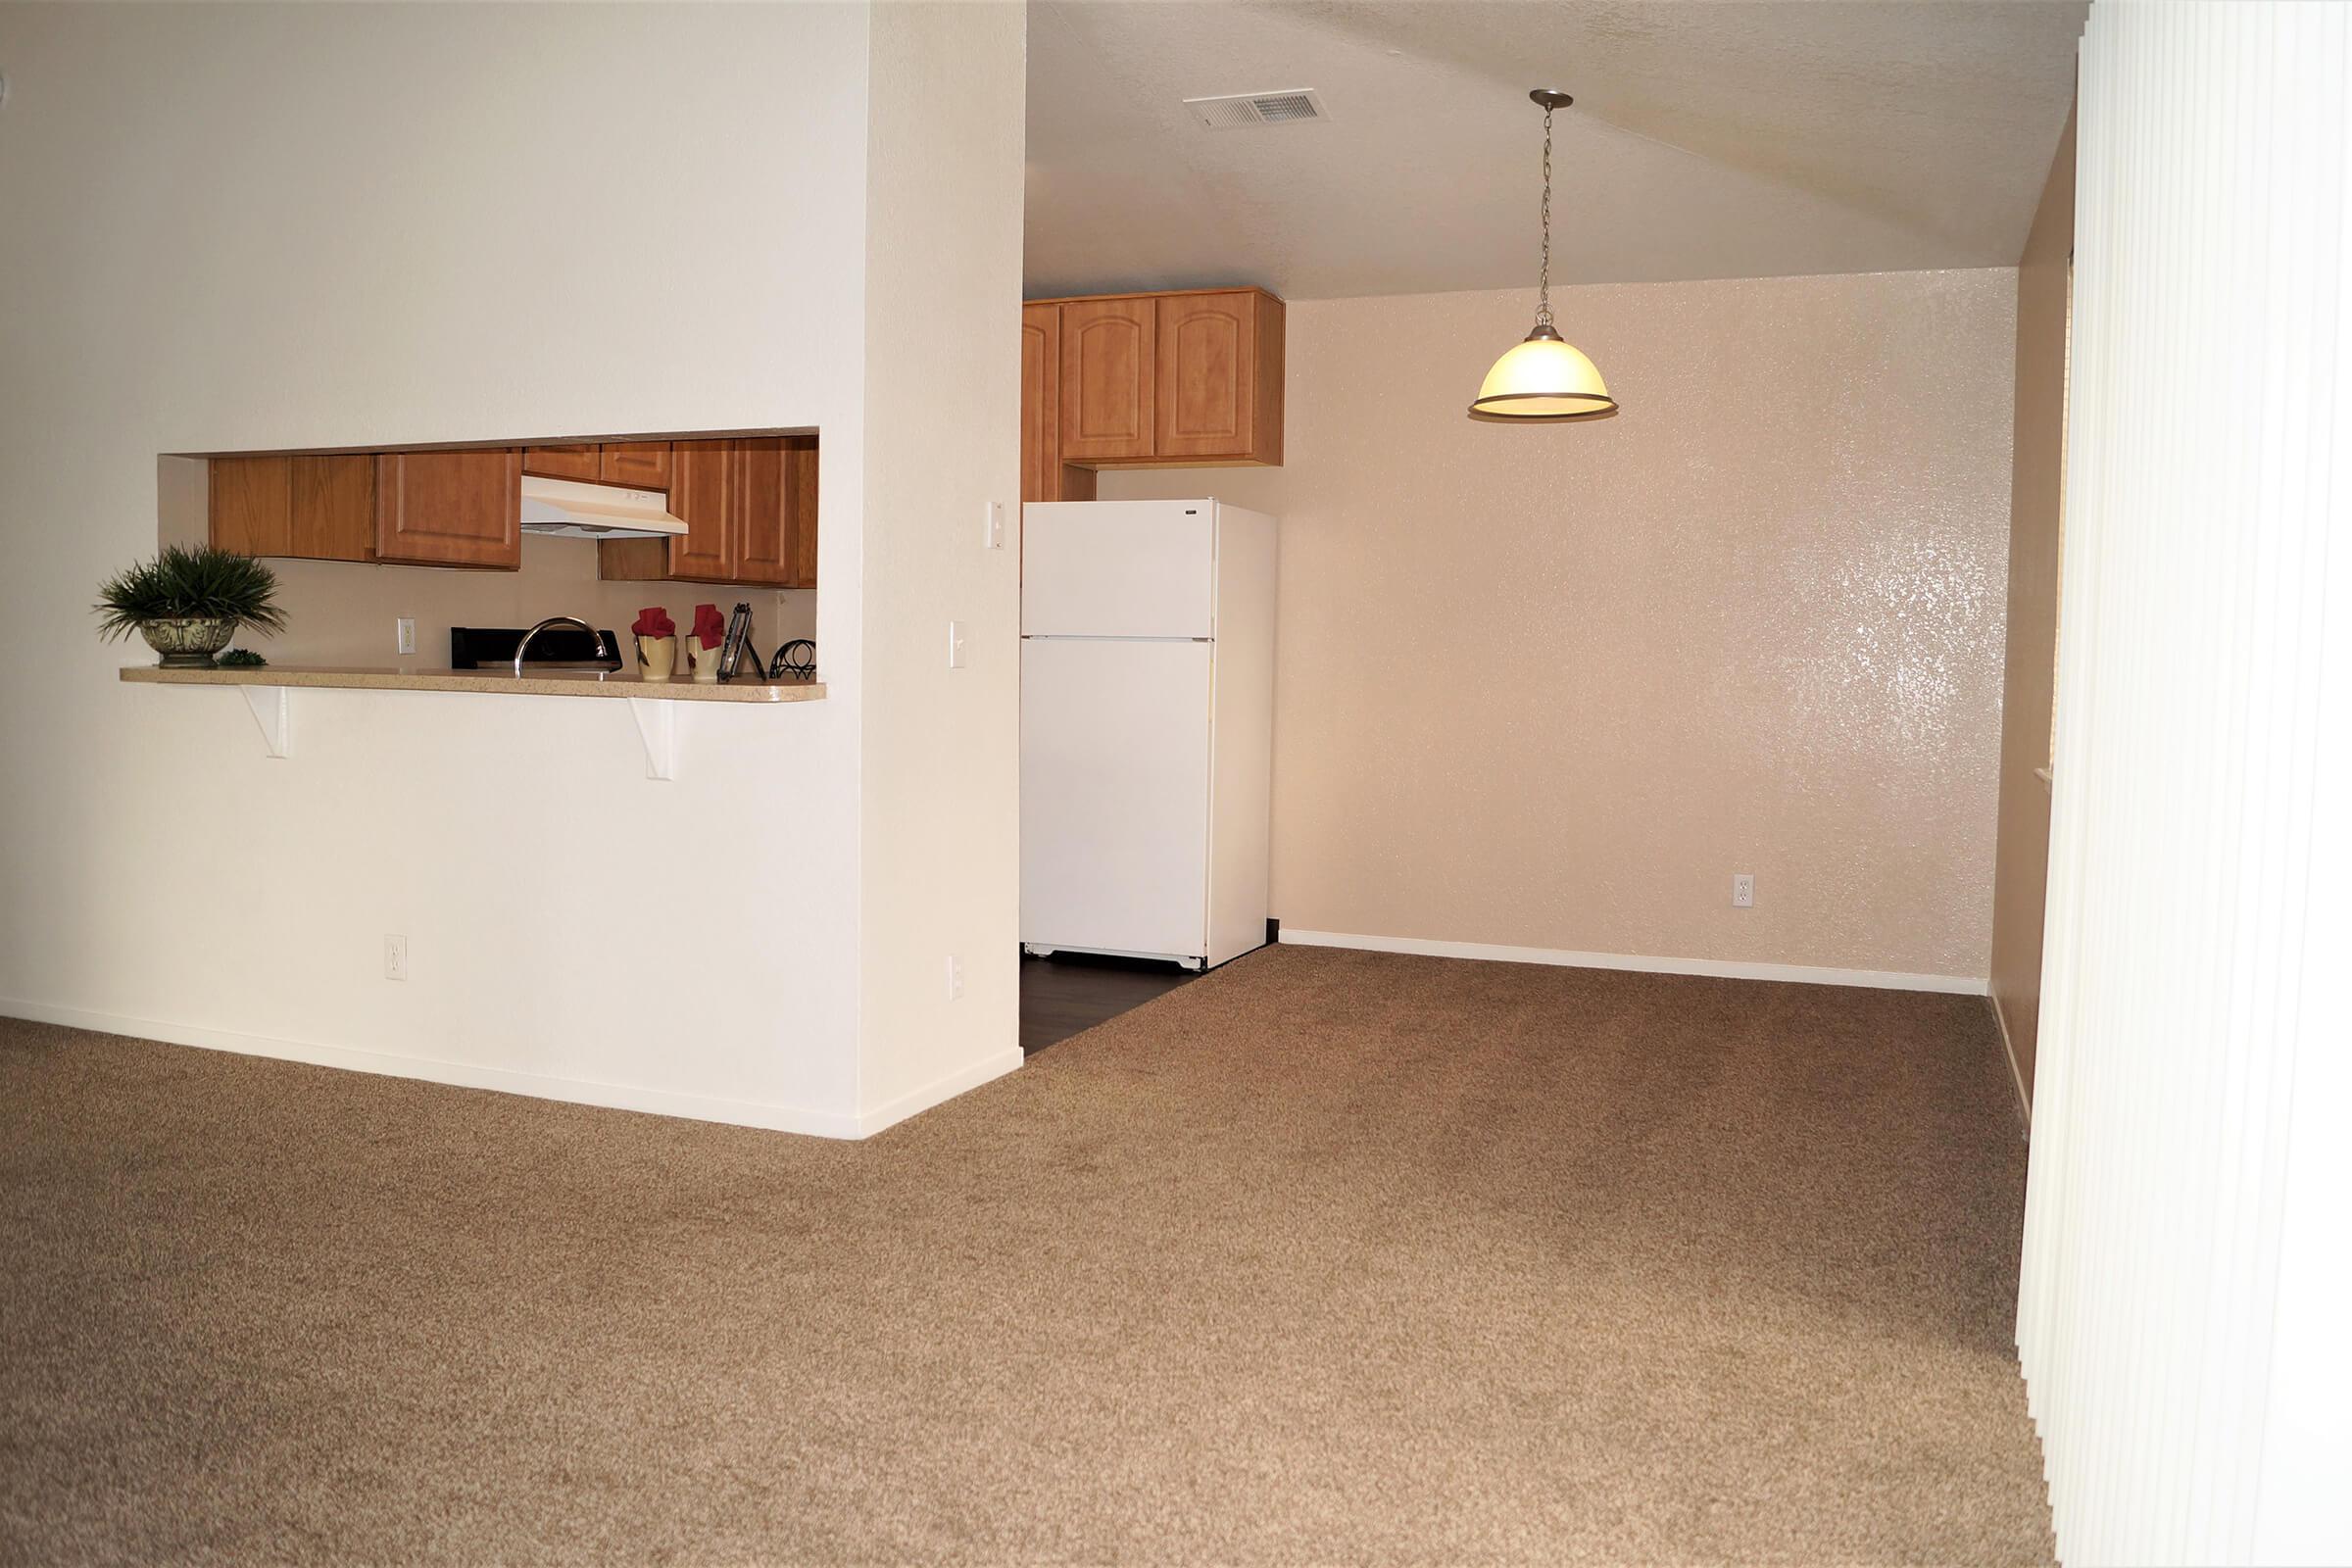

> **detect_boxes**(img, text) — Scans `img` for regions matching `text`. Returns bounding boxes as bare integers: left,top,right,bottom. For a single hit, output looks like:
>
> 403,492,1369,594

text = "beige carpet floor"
1,945,2051,1565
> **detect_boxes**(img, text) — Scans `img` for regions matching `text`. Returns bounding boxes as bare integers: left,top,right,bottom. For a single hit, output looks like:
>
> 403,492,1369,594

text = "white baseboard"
1276,928,1989,996
0,998,882,1139
1988,991,2035,1134
855,1049,1025,1139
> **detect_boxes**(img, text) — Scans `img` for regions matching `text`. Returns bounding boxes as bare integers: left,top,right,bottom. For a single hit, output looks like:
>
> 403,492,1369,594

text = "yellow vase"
636,635,677,681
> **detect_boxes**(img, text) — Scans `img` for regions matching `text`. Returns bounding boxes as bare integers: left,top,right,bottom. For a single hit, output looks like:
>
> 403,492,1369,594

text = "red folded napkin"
693,603,726,650
632,607,675,639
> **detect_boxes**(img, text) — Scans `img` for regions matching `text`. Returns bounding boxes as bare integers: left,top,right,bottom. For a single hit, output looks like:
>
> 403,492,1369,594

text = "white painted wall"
857,3,1028,1119
0,3,1025,1135
2018,4,2352,1562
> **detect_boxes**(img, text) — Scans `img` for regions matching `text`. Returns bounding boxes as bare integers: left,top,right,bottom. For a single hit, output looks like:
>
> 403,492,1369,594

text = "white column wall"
0,5,872,1130
854,1,1028,1129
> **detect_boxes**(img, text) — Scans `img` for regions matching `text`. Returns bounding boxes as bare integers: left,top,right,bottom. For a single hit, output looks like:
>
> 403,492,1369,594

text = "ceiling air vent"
1184,89,1329,129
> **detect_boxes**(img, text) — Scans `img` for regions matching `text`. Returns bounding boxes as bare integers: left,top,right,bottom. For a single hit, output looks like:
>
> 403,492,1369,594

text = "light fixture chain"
1537,105,1553,327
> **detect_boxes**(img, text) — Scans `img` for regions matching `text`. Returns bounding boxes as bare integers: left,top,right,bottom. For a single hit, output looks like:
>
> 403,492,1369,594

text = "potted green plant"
93,545,287,667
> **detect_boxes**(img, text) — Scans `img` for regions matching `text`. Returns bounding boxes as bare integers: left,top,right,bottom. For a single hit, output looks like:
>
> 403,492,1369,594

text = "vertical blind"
2019,4,2352,1564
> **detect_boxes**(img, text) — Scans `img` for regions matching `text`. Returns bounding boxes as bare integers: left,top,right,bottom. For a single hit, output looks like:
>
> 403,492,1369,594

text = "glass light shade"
1469,327,1616,420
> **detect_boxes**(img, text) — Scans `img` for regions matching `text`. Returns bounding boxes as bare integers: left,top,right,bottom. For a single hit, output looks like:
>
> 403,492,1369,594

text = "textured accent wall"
1988,103,2077,1112
1100,270,2017,981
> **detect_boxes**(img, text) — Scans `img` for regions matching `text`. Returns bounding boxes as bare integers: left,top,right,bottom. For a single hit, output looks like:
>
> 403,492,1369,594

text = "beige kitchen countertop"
121,664,824,703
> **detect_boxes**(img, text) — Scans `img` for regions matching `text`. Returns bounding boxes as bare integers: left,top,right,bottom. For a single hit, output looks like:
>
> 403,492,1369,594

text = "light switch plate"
396,616,416,656
984,500,1007,550
947,620,967,669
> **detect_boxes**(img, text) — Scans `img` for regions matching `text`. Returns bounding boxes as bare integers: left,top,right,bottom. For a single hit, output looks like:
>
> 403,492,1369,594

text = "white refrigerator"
1021,498,1278,970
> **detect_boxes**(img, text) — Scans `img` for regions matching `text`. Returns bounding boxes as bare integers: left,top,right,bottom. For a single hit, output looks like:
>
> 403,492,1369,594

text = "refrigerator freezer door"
1021,500,1216,638
1021,636,1213,960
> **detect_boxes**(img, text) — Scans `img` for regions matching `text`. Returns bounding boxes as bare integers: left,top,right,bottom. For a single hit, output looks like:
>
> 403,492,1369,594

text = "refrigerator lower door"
1022,636,1212,962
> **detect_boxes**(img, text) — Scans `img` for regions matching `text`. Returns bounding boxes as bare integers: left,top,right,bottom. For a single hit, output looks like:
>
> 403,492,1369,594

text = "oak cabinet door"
600,442,673,490
372,449,520,568
665,439,735,581
287,455,375,561
209,457,293,557
730,437,819,589
731,438,790,586
1021,303,1061,502
1058,298,1155,461
782,436,818,588
522,445,602,482
1154,293,1255,460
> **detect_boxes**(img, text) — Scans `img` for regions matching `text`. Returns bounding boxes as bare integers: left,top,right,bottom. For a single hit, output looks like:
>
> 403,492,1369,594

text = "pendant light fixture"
1470,89,1616,422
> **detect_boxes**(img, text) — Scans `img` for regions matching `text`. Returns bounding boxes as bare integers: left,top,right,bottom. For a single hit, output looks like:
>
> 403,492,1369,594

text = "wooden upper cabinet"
732,438,790,587
600,442,673,490
728,437,820,589
372,449,521,568
212,454,372,561
1058,298,1155,462
782,437,819,587
209,457,292,556
522,445,602,482
665,439,735,581
1026,287,1284,477
1155,291,1279,462
733,436,818,589
596,434,818,588
1021,303,1061,504
287,456,376,560
526,442,672,489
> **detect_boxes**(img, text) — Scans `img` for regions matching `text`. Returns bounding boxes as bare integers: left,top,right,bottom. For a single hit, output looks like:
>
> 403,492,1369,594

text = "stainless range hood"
518,475,688,539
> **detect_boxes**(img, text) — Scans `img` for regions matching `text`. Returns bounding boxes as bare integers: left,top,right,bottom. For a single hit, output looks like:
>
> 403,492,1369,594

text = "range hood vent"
518,475,687,540
1183,89,1328,129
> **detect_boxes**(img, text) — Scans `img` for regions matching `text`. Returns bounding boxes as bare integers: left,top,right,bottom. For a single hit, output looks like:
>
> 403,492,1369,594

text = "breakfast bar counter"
121,665,824,703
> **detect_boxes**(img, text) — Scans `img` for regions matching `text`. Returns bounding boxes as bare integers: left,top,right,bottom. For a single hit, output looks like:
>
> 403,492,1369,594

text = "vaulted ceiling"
1024,0,2085,299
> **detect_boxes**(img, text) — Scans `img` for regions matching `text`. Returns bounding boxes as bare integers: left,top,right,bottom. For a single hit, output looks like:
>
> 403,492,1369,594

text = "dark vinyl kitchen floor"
1019,950,1197,1054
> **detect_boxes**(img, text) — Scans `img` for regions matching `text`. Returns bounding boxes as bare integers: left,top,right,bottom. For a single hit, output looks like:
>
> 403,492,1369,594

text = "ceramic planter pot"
138,616,238,668
687,638,722,682
636,634,678,682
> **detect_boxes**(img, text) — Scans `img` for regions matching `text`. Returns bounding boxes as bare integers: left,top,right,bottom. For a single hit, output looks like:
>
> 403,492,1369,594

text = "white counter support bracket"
239,685,290,758
626,698,676,780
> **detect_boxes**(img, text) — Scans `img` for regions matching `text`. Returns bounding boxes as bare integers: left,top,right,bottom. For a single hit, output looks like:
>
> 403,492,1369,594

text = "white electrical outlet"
946,955,964,1001
396,617,416,656
983,500,1007,550
1732,874,1755,908
947,620,967,669
384,934,409,980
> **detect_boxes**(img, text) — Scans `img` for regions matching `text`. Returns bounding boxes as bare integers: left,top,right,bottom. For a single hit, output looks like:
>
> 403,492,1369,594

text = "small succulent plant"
216,648,270,668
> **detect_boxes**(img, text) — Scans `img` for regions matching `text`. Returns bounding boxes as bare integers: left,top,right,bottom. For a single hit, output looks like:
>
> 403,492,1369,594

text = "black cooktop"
448,625,622,671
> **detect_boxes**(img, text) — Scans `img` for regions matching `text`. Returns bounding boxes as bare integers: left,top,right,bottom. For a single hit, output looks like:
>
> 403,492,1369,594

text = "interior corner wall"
1099,269,2017,984
855,1,1027,1127
0,3,873,1130
1987,100,2078,1115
